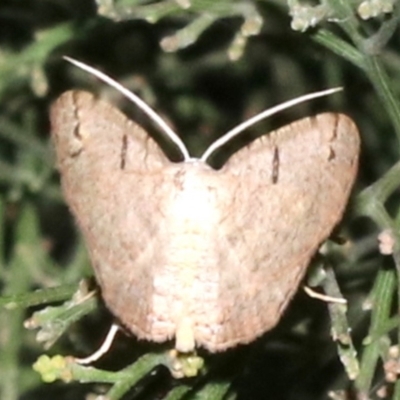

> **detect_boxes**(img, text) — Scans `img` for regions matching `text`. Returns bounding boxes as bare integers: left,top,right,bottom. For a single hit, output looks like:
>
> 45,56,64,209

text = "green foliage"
0,0,400,399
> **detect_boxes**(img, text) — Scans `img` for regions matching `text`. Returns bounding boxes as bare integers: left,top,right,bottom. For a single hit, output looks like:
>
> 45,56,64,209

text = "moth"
50,59,360,353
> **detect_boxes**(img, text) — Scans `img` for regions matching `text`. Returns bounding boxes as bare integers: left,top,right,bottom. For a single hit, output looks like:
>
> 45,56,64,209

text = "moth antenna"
200,87,343,163
64,56,191,161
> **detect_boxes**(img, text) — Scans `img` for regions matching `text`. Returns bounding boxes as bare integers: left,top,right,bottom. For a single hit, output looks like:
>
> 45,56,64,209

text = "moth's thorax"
160,160,224,267
167,161,219,230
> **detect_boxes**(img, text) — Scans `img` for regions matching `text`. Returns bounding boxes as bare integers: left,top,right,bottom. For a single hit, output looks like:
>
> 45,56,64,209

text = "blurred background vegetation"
0,0,400,399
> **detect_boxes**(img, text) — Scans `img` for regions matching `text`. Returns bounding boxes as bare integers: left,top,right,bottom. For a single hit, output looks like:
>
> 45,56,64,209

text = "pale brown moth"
50,59,360,353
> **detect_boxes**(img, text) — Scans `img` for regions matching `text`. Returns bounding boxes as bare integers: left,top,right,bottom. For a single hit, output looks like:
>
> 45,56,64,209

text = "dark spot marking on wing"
272,146,279,184
120,134,128,170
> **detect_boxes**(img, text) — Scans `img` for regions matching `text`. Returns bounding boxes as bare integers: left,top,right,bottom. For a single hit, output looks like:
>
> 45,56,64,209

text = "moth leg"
74,323,120,365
